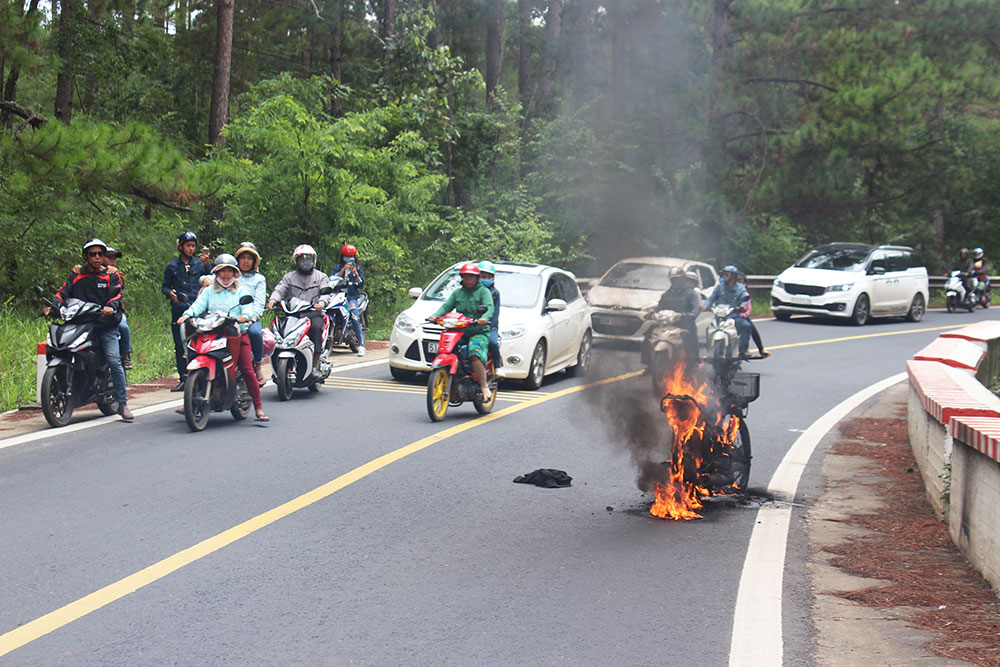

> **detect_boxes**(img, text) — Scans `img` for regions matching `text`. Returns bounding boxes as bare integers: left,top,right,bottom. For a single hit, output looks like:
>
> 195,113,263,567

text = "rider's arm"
315,273,332,308
479,287,494,323
704,286,719,310
52,271,77,308
251,277,266,320
161,261,175,298
268,272,290,305
430,290,458,320
182,285,210,319
354,264,364,289
105,271,123,315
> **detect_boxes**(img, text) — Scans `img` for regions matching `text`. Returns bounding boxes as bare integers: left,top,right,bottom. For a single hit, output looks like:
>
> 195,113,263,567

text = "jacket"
431,283,494,336
162,256,209,306
182,280,253,333
332,262,365,300
269,269,332,308
485,284,500,330
705,280,750,317
240,271,267,321
53,265,123,329
655,286,700,320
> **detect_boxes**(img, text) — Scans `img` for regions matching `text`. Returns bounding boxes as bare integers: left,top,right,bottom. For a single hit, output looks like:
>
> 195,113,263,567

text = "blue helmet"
721,264,739,277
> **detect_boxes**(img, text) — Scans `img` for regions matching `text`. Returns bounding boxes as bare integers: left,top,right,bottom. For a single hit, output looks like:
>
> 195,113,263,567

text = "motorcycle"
945,271,975,313
325,275,369,353
426,307,497,422
270,286,333,401
643,308,692,395
180,294,256,432
36,287,120,427
973,268,991,309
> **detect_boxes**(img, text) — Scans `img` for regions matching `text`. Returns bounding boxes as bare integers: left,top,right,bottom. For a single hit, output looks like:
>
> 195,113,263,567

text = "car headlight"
500,325,527,340
773,279,783,288
395,313,417,334
826,283,854,293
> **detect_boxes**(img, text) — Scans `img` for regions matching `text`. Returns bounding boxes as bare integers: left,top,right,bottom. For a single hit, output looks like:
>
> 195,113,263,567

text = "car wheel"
906,293,925,322
851,294,870,326
566,330,592,377
773,311,791,321
523,341,547,390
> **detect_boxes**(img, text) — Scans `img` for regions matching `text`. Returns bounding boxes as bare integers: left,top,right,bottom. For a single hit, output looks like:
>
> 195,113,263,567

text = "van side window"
886,251,908,272
868,252,888,274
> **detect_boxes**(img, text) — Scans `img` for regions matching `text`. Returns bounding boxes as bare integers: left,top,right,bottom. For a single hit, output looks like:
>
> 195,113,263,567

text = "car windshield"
794,247,870,272
599,262,677,291
422,269,541,308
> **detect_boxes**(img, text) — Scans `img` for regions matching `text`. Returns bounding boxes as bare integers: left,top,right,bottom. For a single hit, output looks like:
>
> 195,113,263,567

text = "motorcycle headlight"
773,279,783,289
825,283,854,293
500,325,527,340
395,313,417,334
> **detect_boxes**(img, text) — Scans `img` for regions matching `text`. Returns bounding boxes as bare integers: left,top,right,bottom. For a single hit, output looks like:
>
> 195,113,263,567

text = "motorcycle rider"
102,248,132,370
952,247,974,302
331,243,367,357
642,266,700,366
46,239,134,422
177,254,268,422
163,231,210,391
737,272,770,358
266,244,332,382
972,247,991,306
478,260,502,369
235,242,267,385
703,264,752,358
426,262,495,402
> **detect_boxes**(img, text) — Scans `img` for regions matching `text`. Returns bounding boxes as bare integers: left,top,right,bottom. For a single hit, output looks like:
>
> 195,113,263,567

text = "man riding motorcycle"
266,244,332,382
952,247,974,299
703,264,751,358
46,238,134,422
426,262,495,402
642,266,700,366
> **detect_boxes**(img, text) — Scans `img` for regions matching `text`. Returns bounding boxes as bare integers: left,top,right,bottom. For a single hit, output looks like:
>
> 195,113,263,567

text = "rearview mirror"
239,294,254,305
546,298,568,312
408,287,423,299
476,305,488,316
34,285,45,298
869,266,886,275
319,285,334,295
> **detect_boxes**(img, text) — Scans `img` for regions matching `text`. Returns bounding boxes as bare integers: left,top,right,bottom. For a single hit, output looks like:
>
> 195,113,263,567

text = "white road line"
728,372,907,667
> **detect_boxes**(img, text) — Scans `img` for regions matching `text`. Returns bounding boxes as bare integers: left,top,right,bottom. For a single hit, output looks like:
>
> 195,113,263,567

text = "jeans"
732,316,751,355
488,328,501,367
97,327,128,406
247,321,263,365
118,314,131,357
307,312,327,365
347,299,365,346
171,302,188,378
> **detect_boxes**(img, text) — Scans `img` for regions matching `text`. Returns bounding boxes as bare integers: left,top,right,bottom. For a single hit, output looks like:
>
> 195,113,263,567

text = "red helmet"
341,244,357,257
459,261,480,276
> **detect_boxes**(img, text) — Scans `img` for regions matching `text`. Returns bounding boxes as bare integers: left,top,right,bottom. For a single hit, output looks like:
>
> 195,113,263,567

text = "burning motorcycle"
36,287,120,427
945,271,975,313
269,287,333,401
425,307,497,422
179,294,256,432
325,275,369,353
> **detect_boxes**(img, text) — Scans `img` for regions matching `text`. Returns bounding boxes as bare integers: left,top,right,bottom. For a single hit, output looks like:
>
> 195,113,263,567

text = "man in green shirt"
427,262,495,401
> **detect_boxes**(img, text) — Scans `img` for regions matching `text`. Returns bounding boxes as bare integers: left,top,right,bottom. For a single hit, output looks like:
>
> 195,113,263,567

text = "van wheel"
906,293,925,322
851,294,870,326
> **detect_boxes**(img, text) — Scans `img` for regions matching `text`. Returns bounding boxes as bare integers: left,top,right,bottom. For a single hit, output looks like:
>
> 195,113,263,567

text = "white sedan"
388,262,593,389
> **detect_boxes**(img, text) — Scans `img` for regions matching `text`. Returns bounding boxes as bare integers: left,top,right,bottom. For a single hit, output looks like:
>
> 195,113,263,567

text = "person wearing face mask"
331,243,367,357
177,254,268,421
266,244,332,382
478,260,502,369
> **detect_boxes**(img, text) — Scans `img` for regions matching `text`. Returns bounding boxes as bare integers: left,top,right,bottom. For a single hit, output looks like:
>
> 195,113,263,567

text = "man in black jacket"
48,239,134,421
162,231,209,390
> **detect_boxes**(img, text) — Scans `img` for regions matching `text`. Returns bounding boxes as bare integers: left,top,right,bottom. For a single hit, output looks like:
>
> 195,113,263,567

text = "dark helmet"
177,231,198,246
721,264,739,278
211,253,240,274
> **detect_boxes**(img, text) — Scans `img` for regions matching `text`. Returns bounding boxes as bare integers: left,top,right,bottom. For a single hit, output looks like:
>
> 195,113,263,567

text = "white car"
587,257,719,345
389,262,593,389
770,243,929,325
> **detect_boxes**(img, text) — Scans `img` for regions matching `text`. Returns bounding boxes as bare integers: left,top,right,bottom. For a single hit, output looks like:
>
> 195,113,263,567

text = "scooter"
642,308,692,396
180,294,255,432
325,275,369,353
426,307,497,422
270,287,333,401
36,287,120,427
945,271,975,313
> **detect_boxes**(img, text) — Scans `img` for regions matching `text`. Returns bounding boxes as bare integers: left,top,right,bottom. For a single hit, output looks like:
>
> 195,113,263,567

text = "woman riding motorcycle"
331,243,367,357
235,242,267,385
177,254,269,422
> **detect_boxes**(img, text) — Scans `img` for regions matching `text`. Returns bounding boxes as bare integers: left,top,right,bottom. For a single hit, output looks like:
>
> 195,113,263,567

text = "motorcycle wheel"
97,366,119,416
711,338,726,361
427,367,450,422
183,369,211,432
231,375,252,420
274,357,294,401
347,330,359,353
723,414,752,492
41,365,74,427
946,295,956,313
473,375,497,414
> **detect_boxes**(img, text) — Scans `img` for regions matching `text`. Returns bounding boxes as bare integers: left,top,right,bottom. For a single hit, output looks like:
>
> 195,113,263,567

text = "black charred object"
513,468,572,488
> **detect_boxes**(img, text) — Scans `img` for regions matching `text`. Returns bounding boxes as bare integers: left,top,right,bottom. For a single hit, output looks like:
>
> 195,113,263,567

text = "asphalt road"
0,308,994,665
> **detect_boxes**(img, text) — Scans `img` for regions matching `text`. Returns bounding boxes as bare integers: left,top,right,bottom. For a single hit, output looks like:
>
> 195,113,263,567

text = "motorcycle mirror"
476,305,488,316
239,294,254,305
320,285,334,295
34,285,45,298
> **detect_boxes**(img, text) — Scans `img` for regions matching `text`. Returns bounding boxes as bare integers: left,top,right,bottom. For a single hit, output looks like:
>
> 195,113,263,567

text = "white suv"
770,243,929,325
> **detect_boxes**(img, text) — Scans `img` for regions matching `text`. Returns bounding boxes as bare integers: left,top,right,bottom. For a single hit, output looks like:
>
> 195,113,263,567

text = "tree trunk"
517,0,531,112
330,1,345,116
54,0,77,124
208,0,234,145
538,0,561,112
427,0,440,49
1,0,41,128
609,2,625,122
380,0,396,73
569,0,593,111
702,0,734,256
485,0,504,106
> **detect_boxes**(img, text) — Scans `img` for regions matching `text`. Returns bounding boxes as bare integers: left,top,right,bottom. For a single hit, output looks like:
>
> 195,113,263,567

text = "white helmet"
293,244,317,260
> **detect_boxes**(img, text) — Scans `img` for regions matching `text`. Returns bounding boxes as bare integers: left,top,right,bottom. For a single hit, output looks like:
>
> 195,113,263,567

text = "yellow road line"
765,323,966,351
323,382,534,402
0,370,640,658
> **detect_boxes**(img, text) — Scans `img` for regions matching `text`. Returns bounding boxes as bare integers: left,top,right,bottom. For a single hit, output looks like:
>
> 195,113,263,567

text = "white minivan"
770,243,929,325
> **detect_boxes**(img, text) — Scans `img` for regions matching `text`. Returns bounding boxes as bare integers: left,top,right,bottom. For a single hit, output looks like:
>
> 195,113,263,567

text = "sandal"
760,350,771,358
255,410,270,422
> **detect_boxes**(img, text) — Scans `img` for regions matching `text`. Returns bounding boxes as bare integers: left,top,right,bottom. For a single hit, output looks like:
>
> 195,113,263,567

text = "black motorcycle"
36,287,119,427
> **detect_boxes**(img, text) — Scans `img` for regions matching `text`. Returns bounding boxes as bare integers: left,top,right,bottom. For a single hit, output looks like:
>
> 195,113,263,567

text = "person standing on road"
703,264,752,358
162,231,209,391
235,242,267,385
331,244,367,357
737,272,770,358
267,244,332,382
47,239,134,421
478,260,502,368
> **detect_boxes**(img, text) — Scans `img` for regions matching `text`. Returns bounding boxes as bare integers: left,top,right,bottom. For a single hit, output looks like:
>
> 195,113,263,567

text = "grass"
1,298,178,413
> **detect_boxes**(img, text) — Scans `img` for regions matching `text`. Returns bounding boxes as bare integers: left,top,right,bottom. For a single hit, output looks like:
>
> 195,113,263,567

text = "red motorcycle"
426,308,497,422
180,295,255,432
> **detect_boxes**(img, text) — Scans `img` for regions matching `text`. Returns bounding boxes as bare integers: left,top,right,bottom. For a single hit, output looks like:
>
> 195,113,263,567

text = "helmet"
82,238,108,254
960,247,969,256
459,261,481,276
478,260,496,275
973,247,984,260
177,231,198,246
721,264,739,276
211,253,240,274
341,244,357,258
104,246,122,259
669,266,685,279
293,244,317,260
235,241,261,269
685,271,699,284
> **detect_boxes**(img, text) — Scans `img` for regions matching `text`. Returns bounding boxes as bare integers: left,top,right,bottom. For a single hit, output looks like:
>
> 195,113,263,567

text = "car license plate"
596,316,625,326
427,341,438,354
791,296,811,305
